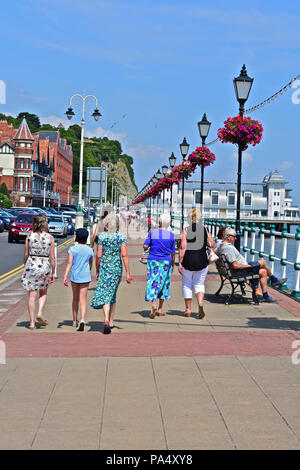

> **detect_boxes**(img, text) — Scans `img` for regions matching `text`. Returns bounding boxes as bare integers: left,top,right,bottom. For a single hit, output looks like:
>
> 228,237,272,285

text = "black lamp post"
233,64,254,251
155,169,163,223
197,114,211,213
152,175,158,224
161,164,168,213
179,137,190,232
168,152,177,229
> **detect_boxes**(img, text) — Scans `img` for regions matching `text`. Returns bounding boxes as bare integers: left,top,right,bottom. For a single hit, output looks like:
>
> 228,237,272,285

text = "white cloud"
40,115,71,129
85,126,127,141
125,143,170,162
278,160,294,170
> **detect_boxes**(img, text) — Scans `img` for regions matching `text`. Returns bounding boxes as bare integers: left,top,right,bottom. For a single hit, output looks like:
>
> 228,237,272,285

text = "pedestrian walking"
63,228,94,331
178,208,214,319
90,214,132,334
90,210,109,248
22,213,55,330
144,214,175,318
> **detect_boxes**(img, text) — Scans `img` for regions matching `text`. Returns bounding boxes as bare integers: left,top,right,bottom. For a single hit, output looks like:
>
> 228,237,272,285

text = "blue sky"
1,0,300,204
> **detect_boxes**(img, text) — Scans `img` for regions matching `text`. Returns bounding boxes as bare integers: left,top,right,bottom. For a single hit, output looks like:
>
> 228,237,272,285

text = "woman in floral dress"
90,214,132,334
22,214,55,329
144,214,175,318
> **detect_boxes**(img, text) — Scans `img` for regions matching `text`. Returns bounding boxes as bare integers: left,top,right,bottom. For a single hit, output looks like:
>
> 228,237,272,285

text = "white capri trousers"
182,266,208,298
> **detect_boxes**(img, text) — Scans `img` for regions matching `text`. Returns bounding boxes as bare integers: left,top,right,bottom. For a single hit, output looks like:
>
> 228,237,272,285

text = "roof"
13,118,34,141
38,131,59,143
263,170,287,184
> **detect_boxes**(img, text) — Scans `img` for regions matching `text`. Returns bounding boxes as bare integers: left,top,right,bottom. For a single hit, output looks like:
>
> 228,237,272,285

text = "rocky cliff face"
107,159,137,203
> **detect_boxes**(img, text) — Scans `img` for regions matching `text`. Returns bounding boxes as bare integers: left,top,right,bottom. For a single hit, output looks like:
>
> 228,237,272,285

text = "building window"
14,178,18,191
244,192,252,206
195,191,201,204
20,143,25,147
211,191,219,205
19,177,24,192
20,158,24,169
26,159,30,169
25,178,29,192
228,192,235,206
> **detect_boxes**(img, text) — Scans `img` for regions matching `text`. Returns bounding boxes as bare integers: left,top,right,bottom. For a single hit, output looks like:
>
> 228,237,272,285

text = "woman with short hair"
144,214,175,318
22,213,55,329
179,208,214,319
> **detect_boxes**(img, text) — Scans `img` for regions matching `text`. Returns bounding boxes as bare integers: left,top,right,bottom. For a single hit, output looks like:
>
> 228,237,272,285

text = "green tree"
0,193,12,208
0,182,9,196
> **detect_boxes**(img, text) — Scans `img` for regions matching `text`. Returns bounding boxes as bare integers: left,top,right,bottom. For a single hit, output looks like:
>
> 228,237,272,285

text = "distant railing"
205,219,300,298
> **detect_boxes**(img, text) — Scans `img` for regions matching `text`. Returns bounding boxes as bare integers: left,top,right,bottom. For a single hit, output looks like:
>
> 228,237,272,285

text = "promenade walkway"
0,237,300,450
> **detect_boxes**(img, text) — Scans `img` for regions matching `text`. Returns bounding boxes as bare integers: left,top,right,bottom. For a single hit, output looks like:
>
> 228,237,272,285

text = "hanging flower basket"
217,116,263,151
172,161,195,180
188,146,216,168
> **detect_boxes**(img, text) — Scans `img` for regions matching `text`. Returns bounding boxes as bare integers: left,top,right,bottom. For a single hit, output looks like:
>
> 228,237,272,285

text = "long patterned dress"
90,232,127,308
21,232,53,291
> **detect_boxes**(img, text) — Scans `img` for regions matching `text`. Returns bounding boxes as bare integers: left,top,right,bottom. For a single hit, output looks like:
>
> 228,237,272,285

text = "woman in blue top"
143,214,175,318
64,228,94,331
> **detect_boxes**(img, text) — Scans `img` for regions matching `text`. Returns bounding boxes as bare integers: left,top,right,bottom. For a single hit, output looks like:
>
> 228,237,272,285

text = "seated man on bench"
216,227,287,303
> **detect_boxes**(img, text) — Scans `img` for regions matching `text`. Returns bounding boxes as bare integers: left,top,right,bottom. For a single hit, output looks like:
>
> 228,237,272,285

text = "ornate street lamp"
168,152,176,229
180,137,190,232
65,93,101,228
233,65,254,251
197,113,211,212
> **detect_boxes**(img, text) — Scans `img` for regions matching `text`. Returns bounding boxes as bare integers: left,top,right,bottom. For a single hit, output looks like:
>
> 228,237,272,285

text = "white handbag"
139,248,150,264
206,247,219,264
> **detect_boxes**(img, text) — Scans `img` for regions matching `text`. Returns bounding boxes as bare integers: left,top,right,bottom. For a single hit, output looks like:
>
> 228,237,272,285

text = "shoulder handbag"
139,230,152,264
205,227,219,264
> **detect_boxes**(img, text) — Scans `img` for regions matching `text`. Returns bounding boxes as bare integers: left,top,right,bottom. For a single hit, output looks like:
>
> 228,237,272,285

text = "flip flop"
184,311,191,317
36,317,48,327
28,325,36,330
103,323,111,335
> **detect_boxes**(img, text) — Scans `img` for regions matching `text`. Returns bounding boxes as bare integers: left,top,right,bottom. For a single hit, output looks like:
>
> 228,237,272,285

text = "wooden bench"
215,254,260,305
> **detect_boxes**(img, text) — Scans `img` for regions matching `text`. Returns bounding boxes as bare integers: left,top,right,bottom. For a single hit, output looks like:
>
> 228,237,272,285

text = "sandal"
36,317,48,327
198,306,205,319
149,306,157,319
103,323,111,335
28,325,36,330
183,310,191,317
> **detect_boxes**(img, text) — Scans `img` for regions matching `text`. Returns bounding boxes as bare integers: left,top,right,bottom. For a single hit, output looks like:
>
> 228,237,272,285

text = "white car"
47,215,67,238
61,211,76,224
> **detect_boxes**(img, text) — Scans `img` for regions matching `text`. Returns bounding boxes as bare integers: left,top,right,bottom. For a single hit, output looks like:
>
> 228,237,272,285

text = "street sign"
86,167,106,201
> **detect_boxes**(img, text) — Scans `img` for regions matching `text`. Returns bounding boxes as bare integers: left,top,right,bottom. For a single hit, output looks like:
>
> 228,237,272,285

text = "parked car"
0,219,4,233
42,207,58,214
62,215,75,235
2,209,17,225
0,209,15,230
61,211,76,225
47,215,67,238
60,204,77,212
8,213,33,243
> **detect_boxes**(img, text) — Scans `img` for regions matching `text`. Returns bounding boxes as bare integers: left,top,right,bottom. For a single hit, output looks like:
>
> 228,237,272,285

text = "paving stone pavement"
0,236,300,450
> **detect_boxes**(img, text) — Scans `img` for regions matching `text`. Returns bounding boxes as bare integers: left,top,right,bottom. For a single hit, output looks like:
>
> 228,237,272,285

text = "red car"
8,213,33,243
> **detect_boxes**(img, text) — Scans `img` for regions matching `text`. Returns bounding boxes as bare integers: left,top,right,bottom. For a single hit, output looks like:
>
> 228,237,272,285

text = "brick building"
0,118,73,207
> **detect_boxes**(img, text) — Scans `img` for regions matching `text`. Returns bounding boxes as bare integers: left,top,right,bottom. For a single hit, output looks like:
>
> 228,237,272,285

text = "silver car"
48,215,67,238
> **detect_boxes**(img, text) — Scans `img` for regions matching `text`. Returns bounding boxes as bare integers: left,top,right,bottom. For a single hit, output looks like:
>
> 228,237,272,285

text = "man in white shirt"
216,227,287,303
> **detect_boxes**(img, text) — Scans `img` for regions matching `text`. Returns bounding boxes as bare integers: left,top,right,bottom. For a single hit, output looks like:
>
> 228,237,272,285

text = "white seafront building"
165,169,299,220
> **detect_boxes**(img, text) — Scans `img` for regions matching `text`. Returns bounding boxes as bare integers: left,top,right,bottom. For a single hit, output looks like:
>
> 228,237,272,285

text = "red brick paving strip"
3,330,300,358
